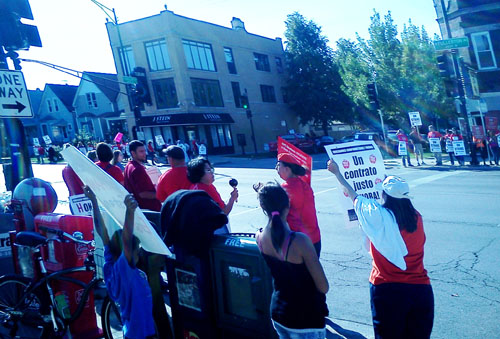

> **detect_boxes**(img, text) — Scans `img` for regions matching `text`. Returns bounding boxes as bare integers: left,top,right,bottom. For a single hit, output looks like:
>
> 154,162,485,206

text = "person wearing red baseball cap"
328,159,434,339
276,153,321,257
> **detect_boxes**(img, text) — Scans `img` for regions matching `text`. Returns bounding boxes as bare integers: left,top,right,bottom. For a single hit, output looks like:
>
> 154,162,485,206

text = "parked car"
314,135,335,152
337,135,355,143
268,134,315,153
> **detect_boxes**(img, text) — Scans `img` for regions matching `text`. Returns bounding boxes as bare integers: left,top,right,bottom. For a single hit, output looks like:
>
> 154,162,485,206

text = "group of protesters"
396,125,500,167
59,137,435,339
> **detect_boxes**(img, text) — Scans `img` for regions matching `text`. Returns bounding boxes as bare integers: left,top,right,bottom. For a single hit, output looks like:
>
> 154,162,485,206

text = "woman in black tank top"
255,183,329,338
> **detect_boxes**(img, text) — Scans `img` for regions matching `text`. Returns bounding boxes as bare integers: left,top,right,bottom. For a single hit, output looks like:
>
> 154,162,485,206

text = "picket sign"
398,141,408,156
453,140,466,156
69,194,93,216
428,138,442,153
324,141,386,227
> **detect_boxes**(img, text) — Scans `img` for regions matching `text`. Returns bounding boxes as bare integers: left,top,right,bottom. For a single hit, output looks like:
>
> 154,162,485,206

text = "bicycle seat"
15,231,47,247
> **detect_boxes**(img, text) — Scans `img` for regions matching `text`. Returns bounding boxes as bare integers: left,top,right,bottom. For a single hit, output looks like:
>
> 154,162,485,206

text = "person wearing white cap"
328,159,434,339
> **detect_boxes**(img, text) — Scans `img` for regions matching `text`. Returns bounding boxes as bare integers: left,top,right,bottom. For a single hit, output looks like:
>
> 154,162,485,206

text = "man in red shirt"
96,142,124,185
427,125,443,165
156,146,191,203
397,129,413,167
124,140,161,211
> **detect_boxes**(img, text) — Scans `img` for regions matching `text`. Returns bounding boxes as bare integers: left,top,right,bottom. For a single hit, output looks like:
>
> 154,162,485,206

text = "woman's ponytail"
258,183,290,253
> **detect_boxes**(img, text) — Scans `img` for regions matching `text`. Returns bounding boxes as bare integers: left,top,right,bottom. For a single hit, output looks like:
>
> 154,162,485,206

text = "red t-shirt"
427,131,442,139
62,165,84,196
190,182,225,210
369,213,430,285
156,166,191,202
124,160,161,211
281,177,321,244
96,161,124,184
397,133,408,143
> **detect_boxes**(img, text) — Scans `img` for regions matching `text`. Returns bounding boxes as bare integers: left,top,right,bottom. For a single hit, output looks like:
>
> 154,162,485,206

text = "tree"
336,11,455,129
284,12,353,135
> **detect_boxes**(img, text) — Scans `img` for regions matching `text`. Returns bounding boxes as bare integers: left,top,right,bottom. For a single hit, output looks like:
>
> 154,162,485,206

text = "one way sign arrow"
2,101,26,113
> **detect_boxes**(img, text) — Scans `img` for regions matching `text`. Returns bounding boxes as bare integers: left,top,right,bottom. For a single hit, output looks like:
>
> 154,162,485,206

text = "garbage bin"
210,233,277,339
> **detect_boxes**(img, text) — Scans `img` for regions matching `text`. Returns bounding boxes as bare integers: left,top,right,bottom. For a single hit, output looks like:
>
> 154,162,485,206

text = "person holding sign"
327,160,434,339
397,130,413,167
449,128,465,166
409,127,426,166
276,153,321,257
487,130,499,165
83,186,156,339
427,125,443,166
255,182,328,339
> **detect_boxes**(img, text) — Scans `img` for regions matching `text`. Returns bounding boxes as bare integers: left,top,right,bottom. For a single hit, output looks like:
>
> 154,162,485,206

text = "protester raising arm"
327,159,358,202
84,185,109,246
122,195,138,265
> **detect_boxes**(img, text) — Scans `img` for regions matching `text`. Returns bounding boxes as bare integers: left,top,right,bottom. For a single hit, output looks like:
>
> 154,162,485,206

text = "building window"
210,125,219,147
183,40,216,71
152,78,178,109
231,82,242,108
145,39,172,72
47,100,52,112
54,99,59,111
118,46,136,76
224,47,237,74
210,124,232,148
275,57,283,73
86,93,98,108
224,125,233,146
471,32,497,69
254,53,270,72
191,78,223,107
260,85,276,103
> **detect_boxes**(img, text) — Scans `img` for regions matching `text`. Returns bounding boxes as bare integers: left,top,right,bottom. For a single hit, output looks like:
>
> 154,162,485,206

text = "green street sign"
122,76,138,85
433,37,469,51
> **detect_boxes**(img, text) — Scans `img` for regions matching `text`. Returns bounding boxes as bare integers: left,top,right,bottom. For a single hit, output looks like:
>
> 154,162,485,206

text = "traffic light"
131,67,152,106
436,54,449,78
240,94,250,109
366,82,380,110
0,0,42,51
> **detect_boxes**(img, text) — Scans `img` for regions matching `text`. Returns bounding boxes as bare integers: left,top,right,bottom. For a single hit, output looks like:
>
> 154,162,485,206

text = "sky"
16,0,443,90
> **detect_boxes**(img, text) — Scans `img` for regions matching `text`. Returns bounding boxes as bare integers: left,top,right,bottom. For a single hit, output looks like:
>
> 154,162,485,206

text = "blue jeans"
273,321,326,339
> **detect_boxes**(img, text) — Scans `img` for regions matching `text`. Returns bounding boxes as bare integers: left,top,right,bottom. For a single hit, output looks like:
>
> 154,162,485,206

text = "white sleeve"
354,196,408,270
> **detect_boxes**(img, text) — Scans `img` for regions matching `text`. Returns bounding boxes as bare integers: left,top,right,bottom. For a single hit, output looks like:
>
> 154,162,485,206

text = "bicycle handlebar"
37,226,94,247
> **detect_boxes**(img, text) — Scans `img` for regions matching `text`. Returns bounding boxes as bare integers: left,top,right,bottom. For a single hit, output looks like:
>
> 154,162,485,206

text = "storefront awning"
138,113,234,127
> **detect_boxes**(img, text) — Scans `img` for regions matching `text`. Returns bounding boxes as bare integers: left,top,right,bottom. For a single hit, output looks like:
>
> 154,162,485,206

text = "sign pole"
478,100,492,163
0,47,33,190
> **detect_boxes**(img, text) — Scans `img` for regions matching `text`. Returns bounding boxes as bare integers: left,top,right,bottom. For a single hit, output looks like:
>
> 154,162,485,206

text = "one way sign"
0,70,33,118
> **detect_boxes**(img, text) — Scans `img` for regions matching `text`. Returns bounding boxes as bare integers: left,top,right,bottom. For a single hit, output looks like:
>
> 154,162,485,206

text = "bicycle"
0,228,124,339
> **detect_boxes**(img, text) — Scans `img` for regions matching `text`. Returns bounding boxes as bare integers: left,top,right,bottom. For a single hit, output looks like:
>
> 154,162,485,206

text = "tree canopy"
284,12,353,135
335,11,456,129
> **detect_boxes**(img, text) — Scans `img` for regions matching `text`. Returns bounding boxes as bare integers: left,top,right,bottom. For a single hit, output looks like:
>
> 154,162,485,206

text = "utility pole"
439,0,472,148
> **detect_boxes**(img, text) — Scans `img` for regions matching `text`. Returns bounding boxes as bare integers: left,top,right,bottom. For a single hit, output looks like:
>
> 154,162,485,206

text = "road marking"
231,207,260,216
409,171,465,188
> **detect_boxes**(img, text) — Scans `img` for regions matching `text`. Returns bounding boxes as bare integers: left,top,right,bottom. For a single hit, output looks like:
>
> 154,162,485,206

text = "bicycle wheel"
0,275,47,338
101,296,123,339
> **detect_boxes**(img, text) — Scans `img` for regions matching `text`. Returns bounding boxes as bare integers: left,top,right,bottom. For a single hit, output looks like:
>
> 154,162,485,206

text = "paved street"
33,155,500,339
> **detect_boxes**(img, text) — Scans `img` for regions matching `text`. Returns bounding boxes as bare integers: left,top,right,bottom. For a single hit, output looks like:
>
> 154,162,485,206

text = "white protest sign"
428,138,442,153
61,146,170,256
198,144,207,156
497,135,500,146
453,140,466,156
0,232,12,258
408,112,422,126
145,166,161,187
69,194,93,216
155,135,166,146
33,138,40,146
398,141,408,156
324,141,386,226
43,135,52,145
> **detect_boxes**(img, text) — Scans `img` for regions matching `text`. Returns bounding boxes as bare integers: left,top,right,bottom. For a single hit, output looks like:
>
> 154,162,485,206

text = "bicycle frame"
12,246,103,331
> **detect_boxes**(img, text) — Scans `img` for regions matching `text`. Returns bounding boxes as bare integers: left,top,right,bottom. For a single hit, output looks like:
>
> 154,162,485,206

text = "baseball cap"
278,153,300,166
375,176,412,199
165,145,185,160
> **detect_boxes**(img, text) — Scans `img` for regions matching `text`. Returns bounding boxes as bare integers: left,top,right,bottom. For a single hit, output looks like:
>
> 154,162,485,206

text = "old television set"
210,234,278,339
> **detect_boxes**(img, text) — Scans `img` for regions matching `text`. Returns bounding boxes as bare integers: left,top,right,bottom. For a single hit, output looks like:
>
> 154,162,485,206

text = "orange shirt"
156,167,191,202
282,177,320,244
